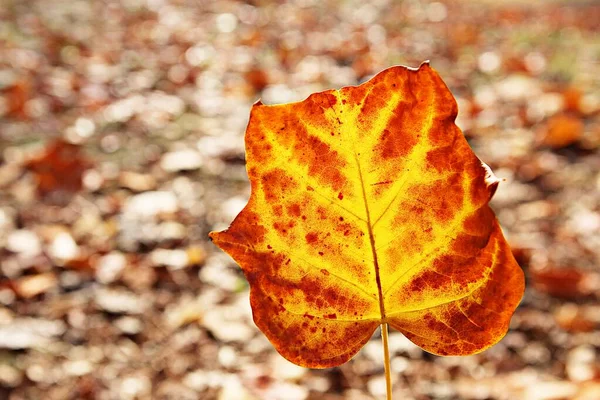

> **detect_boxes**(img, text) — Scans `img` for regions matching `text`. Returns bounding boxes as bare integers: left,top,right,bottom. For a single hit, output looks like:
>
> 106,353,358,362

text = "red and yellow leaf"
210,62,525,368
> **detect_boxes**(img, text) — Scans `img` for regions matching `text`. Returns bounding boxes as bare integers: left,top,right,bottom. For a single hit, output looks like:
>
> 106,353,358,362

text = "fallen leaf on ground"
554,303,597,333
13,273,58,298
538,113,584,149
530,266,596,299
3,78,31,120
25,139,91,199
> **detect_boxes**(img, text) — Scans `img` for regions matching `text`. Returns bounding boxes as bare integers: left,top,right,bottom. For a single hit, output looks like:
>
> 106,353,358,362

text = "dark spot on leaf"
305,232,318,244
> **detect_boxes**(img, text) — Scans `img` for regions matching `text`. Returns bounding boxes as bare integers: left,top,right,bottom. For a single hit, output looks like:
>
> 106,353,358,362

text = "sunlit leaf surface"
210,62,525,368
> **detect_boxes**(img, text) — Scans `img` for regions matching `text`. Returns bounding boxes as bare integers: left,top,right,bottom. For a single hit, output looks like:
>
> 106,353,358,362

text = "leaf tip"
481,161,501,199
403,60,431,72
208,230,221,242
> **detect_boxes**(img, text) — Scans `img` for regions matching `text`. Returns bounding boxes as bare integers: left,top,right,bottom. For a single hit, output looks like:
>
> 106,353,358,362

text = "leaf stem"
381,322,392,400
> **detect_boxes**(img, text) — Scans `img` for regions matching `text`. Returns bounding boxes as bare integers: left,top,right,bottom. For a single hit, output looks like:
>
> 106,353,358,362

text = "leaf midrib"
354,151,387,322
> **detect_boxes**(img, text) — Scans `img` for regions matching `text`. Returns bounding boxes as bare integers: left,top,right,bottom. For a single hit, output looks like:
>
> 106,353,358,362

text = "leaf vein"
288,250,377,300
456,302,482,329
386,273,489,317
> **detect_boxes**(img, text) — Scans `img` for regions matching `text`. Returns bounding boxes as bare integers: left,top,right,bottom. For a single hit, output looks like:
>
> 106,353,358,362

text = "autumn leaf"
538,113,583,149
25,139,91,200
210,62,524,369
3,78,32,120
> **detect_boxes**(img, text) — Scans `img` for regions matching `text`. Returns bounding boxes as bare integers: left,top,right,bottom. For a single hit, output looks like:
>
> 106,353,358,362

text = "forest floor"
0,0,599,399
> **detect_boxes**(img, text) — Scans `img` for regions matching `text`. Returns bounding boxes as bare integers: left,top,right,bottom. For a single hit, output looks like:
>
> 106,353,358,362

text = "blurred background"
0,0,599,399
